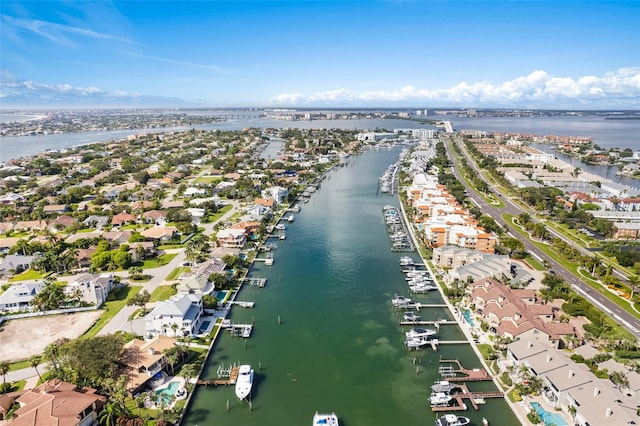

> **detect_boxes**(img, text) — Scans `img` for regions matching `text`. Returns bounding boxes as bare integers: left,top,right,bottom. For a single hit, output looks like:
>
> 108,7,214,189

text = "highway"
442,135,640,338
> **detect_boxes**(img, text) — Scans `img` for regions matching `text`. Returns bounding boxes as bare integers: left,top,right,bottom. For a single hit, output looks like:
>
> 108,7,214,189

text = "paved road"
443,135,640,338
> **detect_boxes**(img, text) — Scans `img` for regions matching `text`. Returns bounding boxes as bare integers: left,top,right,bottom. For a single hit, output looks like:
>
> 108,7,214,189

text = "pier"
438,358,493,382
243,277,267,287
228,301,255,308
431,383,503,412
399,320,457,326
197,365,240,386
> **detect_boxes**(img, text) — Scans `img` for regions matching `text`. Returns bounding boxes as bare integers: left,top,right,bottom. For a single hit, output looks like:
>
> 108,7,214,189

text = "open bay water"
182,147,519,426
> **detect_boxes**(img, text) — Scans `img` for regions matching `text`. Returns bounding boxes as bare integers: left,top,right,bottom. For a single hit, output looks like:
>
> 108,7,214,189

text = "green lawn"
82,285,141,338
524,255,544,271
9,269,45,281
8,359,31,372
165,267,191,281
193,176,222,184
141,253,178,269
208,204,232,223
150,285,177,302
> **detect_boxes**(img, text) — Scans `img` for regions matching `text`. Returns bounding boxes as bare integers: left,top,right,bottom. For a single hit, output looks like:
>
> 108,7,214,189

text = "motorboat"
392,295,412,307
431,380,458,394
313,412,339,425
234,364,254,400
429,392,453,406
405,336,431,349
275,224,286,230
402,311,420,322
405,327,436,340
409,284,438,293
399,256,413,266
287,214,295,222
435,414,470,426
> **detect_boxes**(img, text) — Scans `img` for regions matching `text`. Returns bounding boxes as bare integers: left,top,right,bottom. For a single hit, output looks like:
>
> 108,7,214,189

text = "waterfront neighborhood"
0,114,640,426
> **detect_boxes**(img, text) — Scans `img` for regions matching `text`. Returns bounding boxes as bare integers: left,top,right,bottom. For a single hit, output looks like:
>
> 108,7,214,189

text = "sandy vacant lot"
0,311,103,362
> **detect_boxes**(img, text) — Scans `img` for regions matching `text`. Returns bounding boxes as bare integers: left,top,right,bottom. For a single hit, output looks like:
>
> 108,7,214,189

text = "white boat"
402,311,420,322
405,336,431,349
275,224,286,230
234,365,254,400
434,414,470,426
409,284,438,293
391,295,412,307
431,380,458,394
312,412,339,425
405,327,437,340
429,392,453,406
399,256,413,265
287,215,295,222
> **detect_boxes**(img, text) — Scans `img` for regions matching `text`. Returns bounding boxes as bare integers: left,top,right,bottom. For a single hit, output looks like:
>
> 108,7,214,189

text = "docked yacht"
399,256,413,266
275,224,286,231
409,283,438,293
405,327,437,340
287,214,295,222
431,380,458,394
391,295,412,307
405,336,431,349
402,311,420,322
234,365,254,400
435,414,470,426
312,412,339,425
429,392,453,406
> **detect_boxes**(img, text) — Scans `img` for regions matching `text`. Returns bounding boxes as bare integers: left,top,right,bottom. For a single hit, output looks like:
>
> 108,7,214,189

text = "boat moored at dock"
405,327,437,340
234,364,254,400
429,392,453,406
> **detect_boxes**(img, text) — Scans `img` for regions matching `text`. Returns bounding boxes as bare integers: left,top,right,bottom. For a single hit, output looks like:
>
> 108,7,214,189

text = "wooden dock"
431,383,503,412
438,358,493,382
197,366,239,386
244,277,267,287
399,320,457,326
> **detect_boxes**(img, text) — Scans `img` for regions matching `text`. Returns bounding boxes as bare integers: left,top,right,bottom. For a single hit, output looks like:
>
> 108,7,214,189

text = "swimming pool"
530,402,567,426
463,309,475,327
156,381,180,397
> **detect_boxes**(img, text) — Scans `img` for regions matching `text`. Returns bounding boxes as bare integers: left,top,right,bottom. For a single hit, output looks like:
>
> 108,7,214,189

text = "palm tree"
29,355,43,384
0,361,9,388
98,401,126,426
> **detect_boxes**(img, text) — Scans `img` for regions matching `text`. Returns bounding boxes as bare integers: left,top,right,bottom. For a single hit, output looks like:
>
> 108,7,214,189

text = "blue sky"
1,1,639,108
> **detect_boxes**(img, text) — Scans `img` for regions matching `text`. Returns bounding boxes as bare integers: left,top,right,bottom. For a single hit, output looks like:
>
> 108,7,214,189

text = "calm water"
181,147,519,426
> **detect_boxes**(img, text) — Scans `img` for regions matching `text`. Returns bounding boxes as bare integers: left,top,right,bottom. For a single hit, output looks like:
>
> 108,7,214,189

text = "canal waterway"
182,147,519,426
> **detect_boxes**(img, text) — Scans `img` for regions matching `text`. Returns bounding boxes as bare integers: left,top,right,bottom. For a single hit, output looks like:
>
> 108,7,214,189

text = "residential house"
75,248,96,269
121,335,177,394
141,210,167,226
14,220,47,232
101,230,132,245
11,379,105,426
260,186,288,204
42,204,68,214
48,215,78,231
0,254,35,276
65,273,115,307
470,278,576,347
216,228,247,248
140,226,177,242
83,215,109,229
0,280,45,312
0,237,20,254
128,242,156,262
506,339,637,426
111,212,136,227
176,273,212,294
145,293,204,337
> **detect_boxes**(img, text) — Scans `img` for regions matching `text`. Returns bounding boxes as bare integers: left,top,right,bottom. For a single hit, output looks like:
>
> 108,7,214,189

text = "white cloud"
271,68,640,107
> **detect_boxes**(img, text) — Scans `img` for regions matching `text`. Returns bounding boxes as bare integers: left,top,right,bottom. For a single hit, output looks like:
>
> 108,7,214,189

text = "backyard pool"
463,309,475,327
530,402,567,426
156,381,180,397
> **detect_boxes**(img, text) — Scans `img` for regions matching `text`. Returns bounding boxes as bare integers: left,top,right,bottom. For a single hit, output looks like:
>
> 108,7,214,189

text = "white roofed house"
145,293,203,338
260,185,288,204
0,280,45,312
0,254,35,277
65,273,115,307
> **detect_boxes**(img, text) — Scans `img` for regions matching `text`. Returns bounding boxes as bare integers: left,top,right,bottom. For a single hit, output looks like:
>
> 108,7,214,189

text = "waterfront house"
506,339,638,426
11,379,106,426
0,280,45,312
176,273,212,295
260,185,288,204
121,335,178,394
144,293,204,337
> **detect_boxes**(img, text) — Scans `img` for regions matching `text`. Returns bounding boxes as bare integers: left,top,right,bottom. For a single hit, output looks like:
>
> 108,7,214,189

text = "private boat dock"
399,319,457,326
197,365,240,386
393,302,447,310
243,277,267,287
431,382,503,412
438,359,493,382
219,320,253,337
228,301,255,308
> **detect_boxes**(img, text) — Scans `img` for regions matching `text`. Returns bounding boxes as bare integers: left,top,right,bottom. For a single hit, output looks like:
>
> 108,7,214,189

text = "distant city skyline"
1,1,639,109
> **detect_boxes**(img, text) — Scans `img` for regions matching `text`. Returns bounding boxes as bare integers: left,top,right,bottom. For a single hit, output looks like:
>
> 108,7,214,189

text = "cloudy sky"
1,1,639,108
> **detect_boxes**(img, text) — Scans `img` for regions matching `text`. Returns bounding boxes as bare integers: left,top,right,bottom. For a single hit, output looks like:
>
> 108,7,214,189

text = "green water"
182,147,520,426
